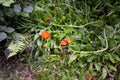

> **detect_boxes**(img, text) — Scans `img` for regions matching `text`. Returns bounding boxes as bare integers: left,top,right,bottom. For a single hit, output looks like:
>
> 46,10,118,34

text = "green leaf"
113,54,120,62
0,0,14,7
94,63,101,71
78,61,86,68
109,39,117,49
68,54,77,64
108,64,117,71
101,68,107,79
80,52,89,57
10,73,17,80
4,8,14,17
89,63,93,72
87,56,97,62
19,12,29,17
108,54,116,63
13,4,21,13
34,33,39,41
23,6,33,13
4,27,15,33
6,33,29,58
0,32,7,41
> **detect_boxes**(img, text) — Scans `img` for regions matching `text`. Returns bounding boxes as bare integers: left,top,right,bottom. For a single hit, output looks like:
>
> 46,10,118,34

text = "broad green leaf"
23,6,33,13
14,4,21,13
0,0,14,7
101,68,107,79
0,32,7,41
68,54,77,64
0,26,15,33
4,27,15,33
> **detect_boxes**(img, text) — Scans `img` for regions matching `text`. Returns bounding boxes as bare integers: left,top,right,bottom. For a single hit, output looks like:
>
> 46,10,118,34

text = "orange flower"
41,31,51,40
59,38,72,46
45,17,51,23
64,38,72,44
59,40,68,46
88,75,94,80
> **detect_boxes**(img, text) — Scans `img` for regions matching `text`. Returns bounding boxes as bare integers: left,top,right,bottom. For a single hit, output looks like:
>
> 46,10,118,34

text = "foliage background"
0,0,120,80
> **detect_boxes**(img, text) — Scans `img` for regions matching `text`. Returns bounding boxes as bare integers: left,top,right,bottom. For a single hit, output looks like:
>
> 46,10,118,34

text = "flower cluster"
40,31,72,47
39,17,72,48
59,38,72,46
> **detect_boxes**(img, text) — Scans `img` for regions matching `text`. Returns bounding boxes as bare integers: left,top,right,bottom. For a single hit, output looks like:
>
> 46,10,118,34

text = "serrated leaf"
68,54,77,64
0,32,7,41
14,4,21,13
6,33,29,58
23,6,33,13
7,40,25,58
102,68,107,79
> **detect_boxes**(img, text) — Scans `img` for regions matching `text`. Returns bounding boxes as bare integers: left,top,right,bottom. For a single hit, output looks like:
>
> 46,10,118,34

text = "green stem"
70,29,108,54
52,21,96,28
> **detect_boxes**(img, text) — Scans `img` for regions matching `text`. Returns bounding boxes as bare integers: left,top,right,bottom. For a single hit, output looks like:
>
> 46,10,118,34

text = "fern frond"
6,33,31,59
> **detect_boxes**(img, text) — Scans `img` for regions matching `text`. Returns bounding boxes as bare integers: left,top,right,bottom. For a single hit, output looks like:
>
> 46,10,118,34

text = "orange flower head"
45,17,51,23
59,40,68,46
88,75,94,80
41,31,51,40
59,38,72,46
64,38,72,44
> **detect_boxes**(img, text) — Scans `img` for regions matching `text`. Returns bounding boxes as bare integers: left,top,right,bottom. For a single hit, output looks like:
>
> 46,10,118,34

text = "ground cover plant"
0,0,120,80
